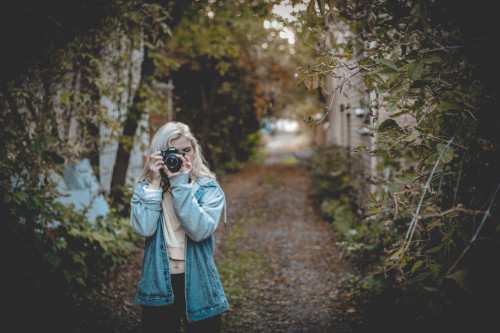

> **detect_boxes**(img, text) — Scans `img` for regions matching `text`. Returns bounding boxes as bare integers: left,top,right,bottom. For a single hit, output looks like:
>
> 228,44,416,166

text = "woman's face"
170,135,194,162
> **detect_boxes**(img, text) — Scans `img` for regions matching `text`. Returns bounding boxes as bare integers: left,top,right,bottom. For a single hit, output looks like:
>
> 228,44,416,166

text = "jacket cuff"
169,173,190,187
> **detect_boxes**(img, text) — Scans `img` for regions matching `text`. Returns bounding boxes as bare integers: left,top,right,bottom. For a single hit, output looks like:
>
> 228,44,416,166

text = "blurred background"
1,0,499,332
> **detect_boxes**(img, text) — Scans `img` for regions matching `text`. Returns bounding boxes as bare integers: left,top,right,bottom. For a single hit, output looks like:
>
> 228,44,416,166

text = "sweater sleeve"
130,182,162,237
169,174,225,242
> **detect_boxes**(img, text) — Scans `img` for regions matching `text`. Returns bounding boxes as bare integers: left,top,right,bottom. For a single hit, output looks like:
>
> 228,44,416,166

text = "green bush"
0,113,139,326
307,144,363,240
320,197,353,236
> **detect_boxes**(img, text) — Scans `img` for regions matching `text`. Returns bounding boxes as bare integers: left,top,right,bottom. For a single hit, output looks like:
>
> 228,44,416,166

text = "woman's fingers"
149,151,165,184
177,154,192,173
149,152,164,168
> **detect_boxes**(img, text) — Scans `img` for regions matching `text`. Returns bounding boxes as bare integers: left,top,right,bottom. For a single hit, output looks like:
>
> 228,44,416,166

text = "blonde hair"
133,122,215,188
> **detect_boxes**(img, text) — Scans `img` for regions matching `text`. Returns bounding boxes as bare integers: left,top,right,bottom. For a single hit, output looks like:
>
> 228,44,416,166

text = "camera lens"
161,148,183,173
166,155,182,172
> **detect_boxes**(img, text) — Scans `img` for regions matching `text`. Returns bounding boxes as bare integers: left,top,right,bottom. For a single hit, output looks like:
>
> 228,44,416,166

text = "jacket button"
160,245,164,249
164,271,167,276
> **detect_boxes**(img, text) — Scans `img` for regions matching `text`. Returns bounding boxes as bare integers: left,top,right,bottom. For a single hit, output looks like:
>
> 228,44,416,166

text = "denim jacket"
130,173,229,322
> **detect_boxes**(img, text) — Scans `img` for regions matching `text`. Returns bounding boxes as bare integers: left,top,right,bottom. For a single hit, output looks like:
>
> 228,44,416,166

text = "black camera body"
160,148,185,173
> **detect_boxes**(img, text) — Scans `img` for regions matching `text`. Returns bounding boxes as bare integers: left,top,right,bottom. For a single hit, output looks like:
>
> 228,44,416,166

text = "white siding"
99,36,146,193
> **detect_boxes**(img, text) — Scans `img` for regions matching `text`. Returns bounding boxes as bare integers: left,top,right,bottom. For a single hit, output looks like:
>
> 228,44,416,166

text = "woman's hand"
165,154,192,177
149,151,167,190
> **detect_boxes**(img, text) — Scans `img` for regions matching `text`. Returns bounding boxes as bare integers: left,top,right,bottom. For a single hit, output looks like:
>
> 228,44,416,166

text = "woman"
130,122,229,333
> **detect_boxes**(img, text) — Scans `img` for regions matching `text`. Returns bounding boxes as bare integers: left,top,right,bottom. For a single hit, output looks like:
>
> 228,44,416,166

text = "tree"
162,0,293,172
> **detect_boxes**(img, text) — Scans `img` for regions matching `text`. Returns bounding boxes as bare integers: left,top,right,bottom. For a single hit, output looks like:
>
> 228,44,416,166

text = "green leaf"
60,92,71,106
350,145,368,152
385,102,397,113
429,263,441,278
75,277,86,286
437,102,460,111
428,245,443,253
306,0,316,16
375,58,398,70
372,74,385,83
423,54,441,63
378,119,404,134
402,130,420,142
4,194,12,204
446,270,472,294
43,252,61,269
387,247,404,261
407,272,432,284
379,187,386,201
392,82,409,93
13,191,29,204
377,84,389,93
408,59,424,80
389,108,412,118
436,143,454,163
396,171,416,184
363,244,375,250
410,259,425,275
72,252,86,266
388,183,399,196
378,67,398,75
441,146,454,163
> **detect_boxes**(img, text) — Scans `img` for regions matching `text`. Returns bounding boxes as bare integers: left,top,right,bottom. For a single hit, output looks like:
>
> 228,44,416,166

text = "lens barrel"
160,148,184,173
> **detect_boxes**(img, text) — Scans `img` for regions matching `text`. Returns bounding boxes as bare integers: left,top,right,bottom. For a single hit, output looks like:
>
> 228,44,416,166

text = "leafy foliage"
295,0,500,322
307,144,364,240
163,0,293,173
0,0,165,325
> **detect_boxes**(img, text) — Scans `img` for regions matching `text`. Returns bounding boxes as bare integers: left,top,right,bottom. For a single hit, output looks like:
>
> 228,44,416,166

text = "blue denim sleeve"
169,174,225,242
130,182,162,237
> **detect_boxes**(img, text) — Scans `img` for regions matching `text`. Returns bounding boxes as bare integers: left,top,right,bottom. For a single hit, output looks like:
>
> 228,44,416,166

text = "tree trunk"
109,44,155,201
109,0,190,202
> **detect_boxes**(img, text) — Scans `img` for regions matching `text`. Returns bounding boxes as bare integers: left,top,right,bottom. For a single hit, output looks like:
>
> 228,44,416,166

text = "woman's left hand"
165,154,192,177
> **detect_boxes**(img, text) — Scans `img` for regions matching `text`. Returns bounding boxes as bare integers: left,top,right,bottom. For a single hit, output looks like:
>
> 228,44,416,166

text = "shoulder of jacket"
133,180,146,192
194,177,224,200
196,177,219,187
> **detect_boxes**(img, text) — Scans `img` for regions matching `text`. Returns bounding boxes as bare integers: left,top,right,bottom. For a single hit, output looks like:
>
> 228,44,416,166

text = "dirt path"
215,162,354,332
54,156,356,332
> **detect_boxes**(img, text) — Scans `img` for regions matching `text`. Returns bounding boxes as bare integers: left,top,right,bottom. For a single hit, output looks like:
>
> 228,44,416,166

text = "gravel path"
217,162,354,332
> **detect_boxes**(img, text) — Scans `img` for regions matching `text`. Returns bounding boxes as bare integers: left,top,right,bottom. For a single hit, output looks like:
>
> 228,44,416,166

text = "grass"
216,212,269,332
278,156,298,164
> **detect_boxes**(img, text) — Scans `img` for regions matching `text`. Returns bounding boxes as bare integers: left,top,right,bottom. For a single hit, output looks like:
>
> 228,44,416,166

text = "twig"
416,205,489,219
403,126,461,250
424,134,469,151
470,183,500,242
416,96,438,126
444,182,500,277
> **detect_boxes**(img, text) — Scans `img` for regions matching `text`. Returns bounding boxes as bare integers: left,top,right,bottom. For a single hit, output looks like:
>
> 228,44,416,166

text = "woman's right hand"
149,151,166,190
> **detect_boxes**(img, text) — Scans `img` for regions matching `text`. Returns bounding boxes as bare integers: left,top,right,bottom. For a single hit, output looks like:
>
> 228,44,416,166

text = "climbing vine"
0,1,173,325
294,0,500,316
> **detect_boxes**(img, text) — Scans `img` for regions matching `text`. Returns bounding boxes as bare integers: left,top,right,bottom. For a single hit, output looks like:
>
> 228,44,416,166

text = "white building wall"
99,36,147,193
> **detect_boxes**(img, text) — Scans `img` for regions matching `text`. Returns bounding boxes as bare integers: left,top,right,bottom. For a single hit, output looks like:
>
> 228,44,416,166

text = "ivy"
294,0,500,314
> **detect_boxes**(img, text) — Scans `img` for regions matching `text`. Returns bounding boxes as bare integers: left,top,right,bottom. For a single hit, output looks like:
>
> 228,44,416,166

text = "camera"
160,148,185,173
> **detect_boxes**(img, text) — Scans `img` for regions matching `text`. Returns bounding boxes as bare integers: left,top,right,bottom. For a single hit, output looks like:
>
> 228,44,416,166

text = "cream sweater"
143,186,185,260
